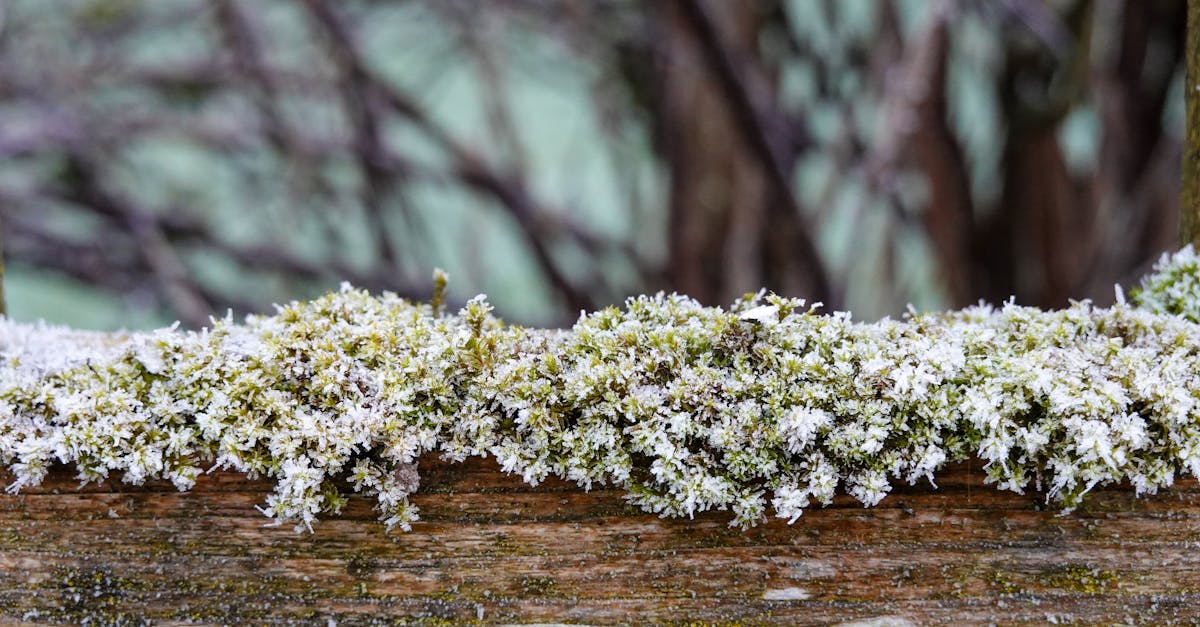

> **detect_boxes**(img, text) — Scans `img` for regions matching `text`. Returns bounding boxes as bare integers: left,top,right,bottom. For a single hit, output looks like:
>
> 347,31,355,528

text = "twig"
214,0,298,160
436,2,529,174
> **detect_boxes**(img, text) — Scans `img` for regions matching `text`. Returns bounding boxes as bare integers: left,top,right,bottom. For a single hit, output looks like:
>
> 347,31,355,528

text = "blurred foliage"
0,0,1186,329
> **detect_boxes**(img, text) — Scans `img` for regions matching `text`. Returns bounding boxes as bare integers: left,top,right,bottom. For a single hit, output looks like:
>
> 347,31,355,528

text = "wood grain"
2,456,1200,625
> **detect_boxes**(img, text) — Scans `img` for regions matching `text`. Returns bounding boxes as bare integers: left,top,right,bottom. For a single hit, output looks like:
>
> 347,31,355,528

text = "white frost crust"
0,319,134,378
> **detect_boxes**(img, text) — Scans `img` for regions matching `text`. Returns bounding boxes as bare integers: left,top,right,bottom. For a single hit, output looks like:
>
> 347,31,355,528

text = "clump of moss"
3,249,1200,533
1133,244,1200,322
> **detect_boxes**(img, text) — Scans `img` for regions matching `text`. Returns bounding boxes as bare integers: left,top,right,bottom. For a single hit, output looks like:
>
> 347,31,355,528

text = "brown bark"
3,455,1200,624
659,1,762,305
984,0,1094,308
870,1,976,307
1087,0,1186,296
1185,0,1200,246
997,131,1083,307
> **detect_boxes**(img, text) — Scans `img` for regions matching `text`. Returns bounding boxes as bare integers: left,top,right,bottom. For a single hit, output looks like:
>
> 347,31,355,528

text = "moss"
517,575,558,597
28,566,287,625
346,552,380,579
990,570,1024,595
1034,564,1122,594
5,250,1200,534
430,584,462,602
44,566,147,625
16,566,501,624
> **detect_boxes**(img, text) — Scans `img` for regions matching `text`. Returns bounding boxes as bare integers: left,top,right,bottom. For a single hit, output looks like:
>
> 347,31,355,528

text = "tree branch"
301,0,407,269
301,0,601,313
59,153,212,328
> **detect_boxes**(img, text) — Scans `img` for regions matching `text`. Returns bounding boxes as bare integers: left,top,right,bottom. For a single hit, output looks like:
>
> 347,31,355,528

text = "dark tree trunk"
1185,0,1200,245
652,1,831,307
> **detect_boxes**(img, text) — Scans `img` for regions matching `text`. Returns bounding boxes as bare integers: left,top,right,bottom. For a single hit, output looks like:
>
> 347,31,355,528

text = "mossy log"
3,455,1200,625
6,252,1200,624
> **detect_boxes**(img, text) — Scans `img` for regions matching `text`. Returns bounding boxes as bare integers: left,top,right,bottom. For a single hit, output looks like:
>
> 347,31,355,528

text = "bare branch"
214,0,296,155
60,153,213,328
302,0,408,269
302,0,602,312
435,1,529,175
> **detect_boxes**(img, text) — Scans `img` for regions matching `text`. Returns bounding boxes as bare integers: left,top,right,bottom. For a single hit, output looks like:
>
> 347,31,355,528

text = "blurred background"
0,0,1187,329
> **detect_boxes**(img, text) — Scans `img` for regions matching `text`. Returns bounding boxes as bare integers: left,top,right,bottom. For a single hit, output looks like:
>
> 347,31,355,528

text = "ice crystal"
2,249,1200,532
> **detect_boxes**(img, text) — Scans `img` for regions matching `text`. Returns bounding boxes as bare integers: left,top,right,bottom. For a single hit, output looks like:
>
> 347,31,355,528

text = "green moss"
990,570,1023,595
517,575,558,597
35,566,148,625
346,552,380,579
430,584,462,602
6,250,1200,535
1035,564,1122,594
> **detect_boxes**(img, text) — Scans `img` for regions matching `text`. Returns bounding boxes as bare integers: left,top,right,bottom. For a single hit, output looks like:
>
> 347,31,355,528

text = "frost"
3,248,1200,532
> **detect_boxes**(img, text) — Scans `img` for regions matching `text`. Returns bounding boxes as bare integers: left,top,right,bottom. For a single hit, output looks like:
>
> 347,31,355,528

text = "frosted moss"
2,248,1200,532
1131,244,1200,323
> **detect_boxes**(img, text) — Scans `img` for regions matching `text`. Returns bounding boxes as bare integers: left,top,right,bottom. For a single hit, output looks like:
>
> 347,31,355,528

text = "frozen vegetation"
3,248,1200,532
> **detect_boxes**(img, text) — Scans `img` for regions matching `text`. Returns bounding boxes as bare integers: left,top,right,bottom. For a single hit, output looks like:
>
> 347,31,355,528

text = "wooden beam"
3,455,1200,623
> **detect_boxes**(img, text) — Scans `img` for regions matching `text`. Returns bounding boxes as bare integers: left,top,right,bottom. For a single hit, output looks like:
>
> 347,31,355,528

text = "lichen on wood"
3,248,1200,533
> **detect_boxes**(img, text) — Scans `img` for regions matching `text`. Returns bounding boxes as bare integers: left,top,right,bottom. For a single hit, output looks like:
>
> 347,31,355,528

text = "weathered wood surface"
2,456,1200,625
